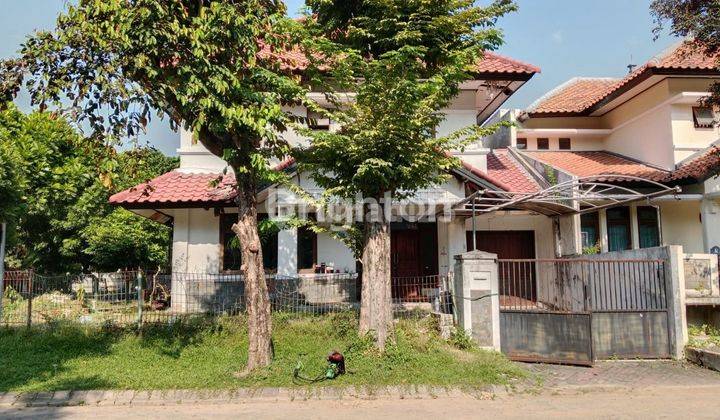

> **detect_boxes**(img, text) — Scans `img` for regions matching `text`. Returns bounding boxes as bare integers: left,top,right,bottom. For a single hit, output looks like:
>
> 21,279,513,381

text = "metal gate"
498,258,670,366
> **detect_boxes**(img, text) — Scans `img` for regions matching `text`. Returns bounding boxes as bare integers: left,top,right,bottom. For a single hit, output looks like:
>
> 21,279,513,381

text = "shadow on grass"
0,324,118,392
135,318,218,359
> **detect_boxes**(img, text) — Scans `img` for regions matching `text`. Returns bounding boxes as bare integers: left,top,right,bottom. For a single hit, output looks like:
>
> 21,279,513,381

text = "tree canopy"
298,0,516,349
300,0,515,201
651,0,720,107
0,103,177,273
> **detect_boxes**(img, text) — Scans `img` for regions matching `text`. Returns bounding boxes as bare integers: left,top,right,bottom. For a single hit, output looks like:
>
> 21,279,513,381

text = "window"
637,206,660,248
559,138,571,150
516,138,527,150
606,207,631,252
580,212,600,251
297,226,317,271
537,138,549,150
307,109,331,130
693,107,715,128
221,214,278,272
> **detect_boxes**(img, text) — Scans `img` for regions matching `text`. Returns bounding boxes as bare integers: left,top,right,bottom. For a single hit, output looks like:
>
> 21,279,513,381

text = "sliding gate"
498,259,670,366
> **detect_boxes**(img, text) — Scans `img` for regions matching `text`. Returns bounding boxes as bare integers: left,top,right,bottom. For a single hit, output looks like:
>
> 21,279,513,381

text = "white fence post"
666,245,688,359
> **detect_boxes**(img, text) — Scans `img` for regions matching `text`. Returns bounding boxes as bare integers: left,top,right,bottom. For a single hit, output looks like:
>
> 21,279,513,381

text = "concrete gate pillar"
453,250,500,351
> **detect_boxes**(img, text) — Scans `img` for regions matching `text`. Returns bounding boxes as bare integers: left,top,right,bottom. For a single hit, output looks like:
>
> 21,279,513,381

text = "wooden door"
467,230,536,301
391,223,438,299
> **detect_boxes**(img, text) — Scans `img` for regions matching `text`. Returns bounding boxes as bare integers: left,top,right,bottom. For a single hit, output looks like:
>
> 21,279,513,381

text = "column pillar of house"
630,204,640,249
453,250,500,350
171,209,190,313
438,217,468,276
277,228,298,276
598,209,609,253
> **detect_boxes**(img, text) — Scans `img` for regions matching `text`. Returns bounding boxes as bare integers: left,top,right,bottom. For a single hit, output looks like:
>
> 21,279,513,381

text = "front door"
467,230,536,301
391,222,438,299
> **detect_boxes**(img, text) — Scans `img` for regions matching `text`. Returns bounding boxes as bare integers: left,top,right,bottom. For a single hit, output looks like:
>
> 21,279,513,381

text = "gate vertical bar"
137,271,143,327
26,273,33,328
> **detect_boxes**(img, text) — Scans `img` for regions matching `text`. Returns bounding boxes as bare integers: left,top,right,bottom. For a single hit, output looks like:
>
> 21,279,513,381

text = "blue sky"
0,0,676,155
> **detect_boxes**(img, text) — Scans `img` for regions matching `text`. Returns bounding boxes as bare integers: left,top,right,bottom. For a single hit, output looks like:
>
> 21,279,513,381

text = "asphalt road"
4,385,720,420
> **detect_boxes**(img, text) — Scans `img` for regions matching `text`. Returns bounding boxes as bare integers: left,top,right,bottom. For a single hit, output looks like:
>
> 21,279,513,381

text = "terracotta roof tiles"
528,41,720,116
474,52,541,75
670,145,720,182
522,151,670,182
528,78,619,115
486,150,540,193
108,171,237,207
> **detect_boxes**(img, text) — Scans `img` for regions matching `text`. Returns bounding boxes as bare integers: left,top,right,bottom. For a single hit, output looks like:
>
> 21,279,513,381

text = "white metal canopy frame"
454,175,682,218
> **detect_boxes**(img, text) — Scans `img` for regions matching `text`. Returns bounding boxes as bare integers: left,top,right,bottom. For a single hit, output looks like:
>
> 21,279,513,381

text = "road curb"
6,382,720,408
0,385,503,408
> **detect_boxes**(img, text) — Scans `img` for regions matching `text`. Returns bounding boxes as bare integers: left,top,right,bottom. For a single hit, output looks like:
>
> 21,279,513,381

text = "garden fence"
1,270,454,327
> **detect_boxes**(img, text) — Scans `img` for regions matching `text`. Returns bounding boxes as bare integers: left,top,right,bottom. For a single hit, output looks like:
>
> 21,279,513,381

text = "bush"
449,327,475,350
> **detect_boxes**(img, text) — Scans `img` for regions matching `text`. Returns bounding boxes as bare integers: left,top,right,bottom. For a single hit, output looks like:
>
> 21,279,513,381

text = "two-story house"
109,52,545,303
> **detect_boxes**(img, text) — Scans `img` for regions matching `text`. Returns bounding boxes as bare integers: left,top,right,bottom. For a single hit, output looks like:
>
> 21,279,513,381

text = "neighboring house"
109,52,544,298
493,41,720,257
480,41,720,324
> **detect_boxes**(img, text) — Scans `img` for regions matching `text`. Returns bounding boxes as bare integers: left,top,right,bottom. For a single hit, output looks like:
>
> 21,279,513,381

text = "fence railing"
498,259,667,313
1,270,453,327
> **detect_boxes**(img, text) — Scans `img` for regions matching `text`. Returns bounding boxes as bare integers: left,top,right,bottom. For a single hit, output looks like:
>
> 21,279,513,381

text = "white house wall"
170,208,221,274
603,104,675,169
659,200,704,254
316,233,356,273
465,212,556,260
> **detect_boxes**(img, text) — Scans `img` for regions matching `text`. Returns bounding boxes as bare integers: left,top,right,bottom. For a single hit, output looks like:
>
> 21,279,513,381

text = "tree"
0,103,177,273
0,127,24,270
651,0,720,107
81,147,179,272
0,103,100,273
299,0,515,349
1,0,309,370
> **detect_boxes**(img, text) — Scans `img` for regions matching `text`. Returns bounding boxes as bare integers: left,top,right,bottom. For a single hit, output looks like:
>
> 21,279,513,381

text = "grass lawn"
0,313,527,392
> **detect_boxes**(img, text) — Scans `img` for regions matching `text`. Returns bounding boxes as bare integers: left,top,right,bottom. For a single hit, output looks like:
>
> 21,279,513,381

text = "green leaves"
3,0,308,180
0,103,178,272
300,1,515,201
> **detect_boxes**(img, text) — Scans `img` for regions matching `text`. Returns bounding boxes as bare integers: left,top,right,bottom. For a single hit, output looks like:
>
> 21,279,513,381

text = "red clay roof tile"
528,78,619,114
108,171,236,207
474,52,541,75
522,151,670,182
670,145,720,182
486,150,540,193
528,41,720,116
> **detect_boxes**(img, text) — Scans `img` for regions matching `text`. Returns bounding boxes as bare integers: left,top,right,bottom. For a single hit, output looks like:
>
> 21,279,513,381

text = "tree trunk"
359,203,392,350
232,172,273,371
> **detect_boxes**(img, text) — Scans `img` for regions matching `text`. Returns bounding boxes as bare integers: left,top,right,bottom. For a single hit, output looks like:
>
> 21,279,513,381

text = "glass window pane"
607,207,631,251
637,206,660,248
581,212,599,250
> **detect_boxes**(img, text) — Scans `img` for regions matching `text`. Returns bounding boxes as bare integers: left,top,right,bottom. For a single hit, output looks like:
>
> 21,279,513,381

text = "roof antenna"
627,54,637,73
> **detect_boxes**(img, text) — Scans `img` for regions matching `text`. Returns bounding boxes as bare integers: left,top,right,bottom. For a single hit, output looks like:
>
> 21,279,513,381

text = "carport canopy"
453,175,681,217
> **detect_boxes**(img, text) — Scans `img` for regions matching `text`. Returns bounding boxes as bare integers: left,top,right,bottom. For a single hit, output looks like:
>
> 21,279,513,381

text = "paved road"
3,361,720,419
4,385,720,419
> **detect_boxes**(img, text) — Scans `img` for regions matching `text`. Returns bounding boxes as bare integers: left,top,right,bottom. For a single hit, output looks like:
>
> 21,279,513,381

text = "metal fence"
498,258,667,312
1,270,453,327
